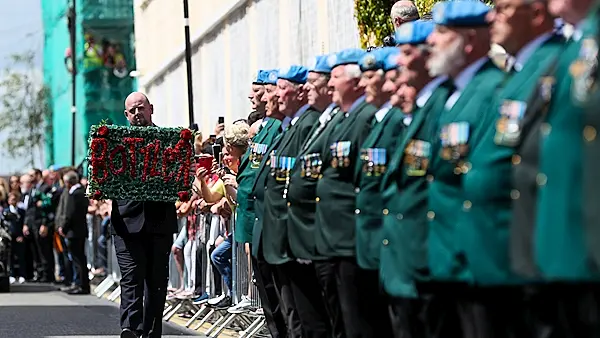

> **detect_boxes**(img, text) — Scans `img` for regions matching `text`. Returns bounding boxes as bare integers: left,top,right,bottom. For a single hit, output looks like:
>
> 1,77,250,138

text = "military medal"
342,141,351,167
315,155,322,178
379,148,387,175
440,122,469,163
539,76,556,103
330,143,338,168
300,156,310,177
373,149,379,176
405,140,431,177
360,149,368,173
571,38,599,106
494,100,527,147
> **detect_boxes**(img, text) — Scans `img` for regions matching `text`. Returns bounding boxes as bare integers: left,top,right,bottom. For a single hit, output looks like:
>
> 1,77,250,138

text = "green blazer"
582,12,600,270
249,119,286,257
536,23,600,281
235,118,281,244
261,107,321,265
427,59,505,282
354,105,408,270
314,97,378,258
378,82,452,298
286,106,342,260
460,36,564,286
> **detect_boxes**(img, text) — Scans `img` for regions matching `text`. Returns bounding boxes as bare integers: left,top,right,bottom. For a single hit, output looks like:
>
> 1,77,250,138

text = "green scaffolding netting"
41,0,136,170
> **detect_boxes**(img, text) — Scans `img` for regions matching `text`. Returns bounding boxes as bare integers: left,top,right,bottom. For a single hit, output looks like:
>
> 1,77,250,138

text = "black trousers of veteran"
111,200,177,338
417,282,532,338
251,243,288,338
317,257,394,338
278,260,332,338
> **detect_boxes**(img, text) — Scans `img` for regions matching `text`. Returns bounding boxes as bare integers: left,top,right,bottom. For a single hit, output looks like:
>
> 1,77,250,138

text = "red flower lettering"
97,125,109,137
123,137,144,178
108,145,127,175
180,129,193,140
90,138,109,183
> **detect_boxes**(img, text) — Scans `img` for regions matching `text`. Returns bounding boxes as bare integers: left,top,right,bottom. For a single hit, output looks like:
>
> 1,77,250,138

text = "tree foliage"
355,0,494,48
0,51,51,168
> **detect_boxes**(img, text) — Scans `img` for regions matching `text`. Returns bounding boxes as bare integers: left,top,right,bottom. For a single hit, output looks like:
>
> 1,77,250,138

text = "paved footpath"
0,283,202,338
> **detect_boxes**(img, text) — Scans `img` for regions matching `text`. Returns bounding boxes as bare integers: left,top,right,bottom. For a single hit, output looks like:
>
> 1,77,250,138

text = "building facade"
134,0,360,135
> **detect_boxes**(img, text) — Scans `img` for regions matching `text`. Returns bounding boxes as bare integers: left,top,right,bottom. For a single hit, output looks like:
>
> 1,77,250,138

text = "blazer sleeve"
61,192,78,232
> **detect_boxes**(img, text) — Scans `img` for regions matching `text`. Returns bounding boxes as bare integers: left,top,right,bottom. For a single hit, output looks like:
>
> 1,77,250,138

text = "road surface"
0,283,201,338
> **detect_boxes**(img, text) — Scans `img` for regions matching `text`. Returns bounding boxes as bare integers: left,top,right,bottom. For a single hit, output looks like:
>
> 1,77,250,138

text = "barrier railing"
92,207,269,337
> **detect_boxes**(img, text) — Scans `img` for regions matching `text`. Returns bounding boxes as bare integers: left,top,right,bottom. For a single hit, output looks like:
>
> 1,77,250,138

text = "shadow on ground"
6,283,59,293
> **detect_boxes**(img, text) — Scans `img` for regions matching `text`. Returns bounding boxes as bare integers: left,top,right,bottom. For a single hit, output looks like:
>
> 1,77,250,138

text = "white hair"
224,122,250,151
427,35,467,77
391,1,420,25
344,64,362,79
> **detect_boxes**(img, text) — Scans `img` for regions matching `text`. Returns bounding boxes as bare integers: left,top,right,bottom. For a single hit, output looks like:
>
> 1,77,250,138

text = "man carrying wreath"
111,92,195,338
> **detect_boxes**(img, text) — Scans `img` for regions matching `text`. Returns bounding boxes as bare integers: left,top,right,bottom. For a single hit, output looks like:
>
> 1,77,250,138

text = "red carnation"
97,125,109,137
93,191,103,200
178,191,190,202
180,129,193,140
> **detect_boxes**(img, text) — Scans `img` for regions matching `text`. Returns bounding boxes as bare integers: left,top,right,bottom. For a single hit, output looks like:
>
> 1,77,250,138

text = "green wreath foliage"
86,123,195,202
354,0,494,48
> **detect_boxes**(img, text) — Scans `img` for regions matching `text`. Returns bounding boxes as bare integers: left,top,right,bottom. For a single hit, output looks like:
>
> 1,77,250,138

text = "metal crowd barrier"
92,208,269,337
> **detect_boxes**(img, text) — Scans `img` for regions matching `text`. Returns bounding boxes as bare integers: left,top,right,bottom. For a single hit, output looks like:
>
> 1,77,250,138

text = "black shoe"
66,286,90,295
60,284,76,292
120,328,140,338
214,296,232,309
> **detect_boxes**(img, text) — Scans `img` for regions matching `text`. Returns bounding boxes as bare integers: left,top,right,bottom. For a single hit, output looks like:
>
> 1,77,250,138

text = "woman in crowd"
194,122,248,308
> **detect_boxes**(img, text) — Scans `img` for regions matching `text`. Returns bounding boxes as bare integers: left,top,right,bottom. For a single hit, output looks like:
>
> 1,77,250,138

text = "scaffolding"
42,0,136,168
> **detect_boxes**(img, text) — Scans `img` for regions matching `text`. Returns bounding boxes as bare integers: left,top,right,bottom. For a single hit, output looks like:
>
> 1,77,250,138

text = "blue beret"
252,70,271,84
327,48,367,69
395,20,435,45
308,55,332,74
278,65,308,84
381,48,401,72
359,51,383,72
265,69,279,85
359,47,400,72
432,1,490,27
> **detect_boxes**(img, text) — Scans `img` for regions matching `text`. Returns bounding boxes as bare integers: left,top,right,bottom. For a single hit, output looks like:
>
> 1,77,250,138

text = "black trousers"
524,283,600,338
419,282,529,338
251,245,287,338
338,258,393,338
66,237,90,291
9,238,26,278
31,225,55,281
314,260,345,338
282,261,331,338
273,263,302,338
388,296,427,338
113,231,172,338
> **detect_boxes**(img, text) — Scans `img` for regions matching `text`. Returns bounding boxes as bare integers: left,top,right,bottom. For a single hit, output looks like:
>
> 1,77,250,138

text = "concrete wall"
134,0,360,136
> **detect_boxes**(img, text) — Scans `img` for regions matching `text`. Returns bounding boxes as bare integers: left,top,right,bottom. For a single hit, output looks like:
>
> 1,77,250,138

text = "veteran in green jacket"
375,19,452,338
285,56,347,338
235,69,282,246
513,0,600,336
313,48,392,337
354,46,408,273
460,1,562,336
258,65,331,337
246,69,288,338
424,1,506,336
